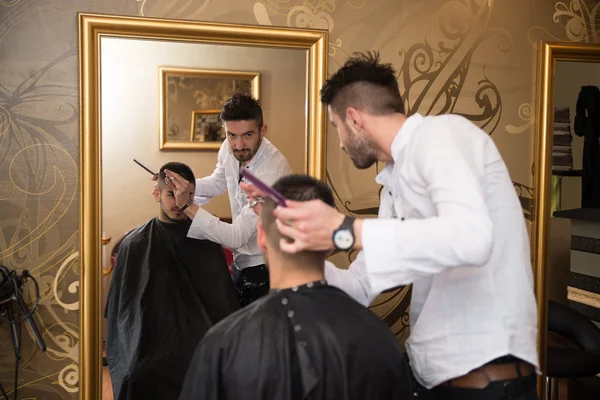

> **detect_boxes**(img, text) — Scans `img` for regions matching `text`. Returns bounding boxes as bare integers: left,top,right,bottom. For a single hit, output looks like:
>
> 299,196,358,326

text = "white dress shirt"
188,138,292,269
325,113,539,389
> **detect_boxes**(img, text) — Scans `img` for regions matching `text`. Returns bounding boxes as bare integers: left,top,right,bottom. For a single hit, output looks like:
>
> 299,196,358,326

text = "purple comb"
240,167,287,207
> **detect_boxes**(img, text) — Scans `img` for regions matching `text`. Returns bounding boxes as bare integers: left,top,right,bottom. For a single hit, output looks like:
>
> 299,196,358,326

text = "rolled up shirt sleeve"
324,252,378,307
188,205,258,250
362,121,494,294
188,148,293,249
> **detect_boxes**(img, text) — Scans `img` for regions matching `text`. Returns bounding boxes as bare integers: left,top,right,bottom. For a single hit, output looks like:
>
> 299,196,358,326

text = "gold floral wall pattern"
0,42,81,397
0,0,594,396
530,0,600,43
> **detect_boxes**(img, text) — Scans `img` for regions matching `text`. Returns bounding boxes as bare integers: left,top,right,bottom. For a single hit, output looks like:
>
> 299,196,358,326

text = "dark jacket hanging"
574,85,600,208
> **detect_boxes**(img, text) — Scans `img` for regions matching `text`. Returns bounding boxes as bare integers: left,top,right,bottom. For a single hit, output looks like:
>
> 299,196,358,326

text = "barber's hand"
164,169,194,207
273,200,345,254
240,182,265,216
151,173,158,181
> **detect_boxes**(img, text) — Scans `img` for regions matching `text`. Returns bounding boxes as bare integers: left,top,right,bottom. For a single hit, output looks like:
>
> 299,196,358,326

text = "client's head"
153,161,195,223
257,174,335,269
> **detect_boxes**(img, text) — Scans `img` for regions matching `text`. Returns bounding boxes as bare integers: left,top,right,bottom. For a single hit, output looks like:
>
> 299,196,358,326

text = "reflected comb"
133,158,157,176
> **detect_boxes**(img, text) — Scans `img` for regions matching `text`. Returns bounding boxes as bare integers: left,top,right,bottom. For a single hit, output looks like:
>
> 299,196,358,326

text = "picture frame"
159,67,260,150
189,109,224,143
79,13,328,397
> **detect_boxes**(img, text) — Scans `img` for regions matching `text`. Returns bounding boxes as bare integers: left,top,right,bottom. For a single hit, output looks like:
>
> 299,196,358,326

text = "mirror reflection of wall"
548,61,600,308
548,60,600,322
553,61,600,211
547,59,600,400
100,37,309,399
100,37,307,260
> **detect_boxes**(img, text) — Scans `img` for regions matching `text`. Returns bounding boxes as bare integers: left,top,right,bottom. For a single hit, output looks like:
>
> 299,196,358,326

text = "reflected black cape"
105,217,240,400
179,282,412,400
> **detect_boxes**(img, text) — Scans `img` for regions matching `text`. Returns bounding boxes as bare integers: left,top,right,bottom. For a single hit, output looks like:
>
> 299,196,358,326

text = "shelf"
552,169,583,177
553,208,600,222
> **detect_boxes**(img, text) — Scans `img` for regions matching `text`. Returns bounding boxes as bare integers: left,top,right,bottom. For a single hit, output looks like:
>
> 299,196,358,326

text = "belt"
438,360,535,389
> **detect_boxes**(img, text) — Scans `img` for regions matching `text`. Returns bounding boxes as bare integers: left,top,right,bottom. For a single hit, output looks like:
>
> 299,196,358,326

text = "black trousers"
405,355,539,400
231,264,269,307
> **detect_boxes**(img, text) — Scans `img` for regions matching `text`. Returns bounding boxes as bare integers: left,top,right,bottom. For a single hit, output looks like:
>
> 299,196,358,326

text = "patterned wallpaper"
0,0,597,397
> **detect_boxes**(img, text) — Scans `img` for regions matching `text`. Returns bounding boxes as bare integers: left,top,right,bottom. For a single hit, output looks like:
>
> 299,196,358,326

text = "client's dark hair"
158,162,195,189
261,174,334,259
320,51,404,120
220,93,263,128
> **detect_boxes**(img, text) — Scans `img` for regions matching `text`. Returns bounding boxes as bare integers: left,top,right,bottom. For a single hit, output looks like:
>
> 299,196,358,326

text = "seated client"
105,161,240,400
179,174,412,400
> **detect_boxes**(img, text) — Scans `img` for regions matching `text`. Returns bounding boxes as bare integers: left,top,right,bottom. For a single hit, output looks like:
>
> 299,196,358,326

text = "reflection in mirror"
190,109,225,143
99,37,308,399
544,59,600,399
159,67,260,149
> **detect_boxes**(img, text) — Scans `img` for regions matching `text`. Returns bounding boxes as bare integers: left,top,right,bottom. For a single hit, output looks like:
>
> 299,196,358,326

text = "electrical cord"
0,270,40,324
0,266,45,400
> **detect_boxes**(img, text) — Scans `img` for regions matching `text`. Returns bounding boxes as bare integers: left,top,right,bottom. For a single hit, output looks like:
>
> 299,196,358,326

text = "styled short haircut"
158,162,195,189
261,174,335,257
320,51,405,119
220,93,263,128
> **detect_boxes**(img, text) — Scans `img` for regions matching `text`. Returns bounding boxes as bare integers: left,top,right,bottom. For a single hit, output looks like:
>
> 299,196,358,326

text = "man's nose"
230,136,241,147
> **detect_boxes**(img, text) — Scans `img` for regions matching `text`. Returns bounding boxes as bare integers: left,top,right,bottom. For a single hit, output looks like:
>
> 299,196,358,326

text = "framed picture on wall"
159,67,260,150
190,110,225,143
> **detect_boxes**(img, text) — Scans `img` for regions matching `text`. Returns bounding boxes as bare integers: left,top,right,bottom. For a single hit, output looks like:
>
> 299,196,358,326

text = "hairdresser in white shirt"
163,93,292,307
241,52,539,400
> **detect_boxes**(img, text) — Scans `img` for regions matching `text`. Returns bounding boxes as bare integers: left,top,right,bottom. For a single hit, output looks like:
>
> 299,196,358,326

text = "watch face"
334,229,354,250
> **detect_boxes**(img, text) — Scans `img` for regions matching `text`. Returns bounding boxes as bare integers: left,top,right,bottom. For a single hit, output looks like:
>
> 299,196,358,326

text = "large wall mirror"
533,41,600,400
79,13,328,399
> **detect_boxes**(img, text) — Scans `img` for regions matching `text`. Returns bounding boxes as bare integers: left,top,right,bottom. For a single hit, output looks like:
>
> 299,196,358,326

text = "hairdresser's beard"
345,123,379,169
233,137,262,163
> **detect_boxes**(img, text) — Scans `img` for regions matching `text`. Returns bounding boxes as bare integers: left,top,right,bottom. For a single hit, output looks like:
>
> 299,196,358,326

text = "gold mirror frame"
78,13,328,399
159,67,261,150
532,40,600,399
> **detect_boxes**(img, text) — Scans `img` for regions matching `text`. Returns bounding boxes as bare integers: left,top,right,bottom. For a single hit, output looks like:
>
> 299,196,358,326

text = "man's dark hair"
261,174,334,259
320,51,404,119
158,162,195,188
220,93,263,128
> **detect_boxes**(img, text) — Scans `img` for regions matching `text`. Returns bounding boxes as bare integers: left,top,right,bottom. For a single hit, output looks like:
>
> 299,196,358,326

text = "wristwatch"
178,198,193,212
332,216,355,251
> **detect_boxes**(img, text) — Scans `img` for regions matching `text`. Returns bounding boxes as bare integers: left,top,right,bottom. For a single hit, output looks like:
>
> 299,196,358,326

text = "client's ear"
153,186,160,202
256,220,267,253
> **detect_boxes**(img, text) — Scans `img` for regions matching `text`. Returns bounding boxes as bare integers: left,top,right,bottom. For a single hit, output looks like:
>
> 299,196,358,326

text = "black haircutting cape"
179,281,412,400
105,217,240,400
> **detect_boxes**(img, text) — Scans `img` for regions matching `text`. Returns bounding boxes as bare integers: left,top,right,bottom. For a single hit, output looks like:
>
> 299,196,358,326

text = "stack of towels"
553,107,574,172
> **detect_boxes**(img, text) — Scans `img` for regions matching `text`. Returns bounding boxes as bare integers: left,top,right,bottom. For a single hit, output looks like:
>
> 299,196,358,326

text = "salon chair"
546,300,600,400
